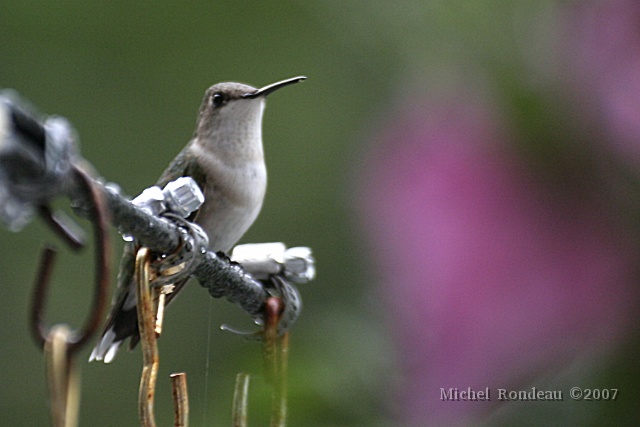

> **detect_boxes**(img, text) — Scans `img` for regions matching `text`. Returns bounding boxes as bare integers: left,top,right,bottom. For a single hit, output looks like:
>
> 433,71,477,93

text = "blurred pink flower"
564,0,640,166
359,93,638,425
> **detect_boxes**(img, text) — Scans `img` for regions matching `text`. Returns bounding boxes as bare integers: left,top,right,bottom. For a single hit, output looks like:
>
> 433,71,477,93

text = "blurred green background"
0,3,390,426
1,1,639,426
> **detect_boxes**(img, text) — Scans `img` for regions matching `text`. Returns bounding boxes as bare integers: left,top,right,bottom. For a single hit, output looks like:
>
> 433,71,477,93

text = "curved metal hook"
29,164,110,355
38,204,85,250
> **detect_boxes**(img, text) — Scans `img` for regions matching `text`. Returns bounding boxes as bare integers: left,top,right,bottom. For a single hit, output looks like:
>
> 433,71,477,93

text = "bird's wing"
162,154,209,306
90,145,210,362
89,242,139,362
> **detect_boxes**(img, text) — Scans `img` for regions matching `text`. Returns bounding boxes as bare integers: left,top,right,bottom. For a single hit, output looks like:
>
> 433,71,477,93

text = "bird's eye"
211,92,226,108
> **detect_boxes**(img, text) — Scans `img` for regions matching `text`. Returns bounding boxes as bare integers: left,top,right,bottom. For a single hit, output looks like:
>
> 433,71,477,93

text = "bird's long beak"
243,76,306,98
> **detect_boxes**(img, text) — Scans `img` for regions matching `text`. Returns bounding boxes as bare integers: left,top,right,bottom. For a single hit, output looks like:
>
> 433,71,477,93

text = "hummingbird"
90,76,306,363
